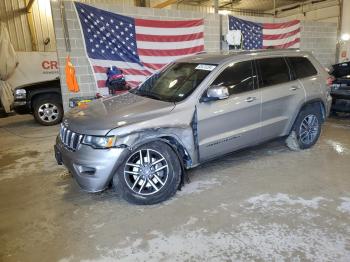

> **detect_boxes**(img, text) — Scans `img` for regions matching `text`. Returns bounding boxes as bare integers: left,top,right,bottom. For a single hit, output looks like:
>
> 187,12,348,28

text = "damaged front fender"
106,107,200,168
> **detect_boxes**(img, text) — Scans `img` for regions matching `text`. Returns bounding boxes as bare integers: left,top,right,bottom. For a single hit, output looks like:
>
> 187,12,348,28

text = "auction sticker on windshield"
195,64,216,71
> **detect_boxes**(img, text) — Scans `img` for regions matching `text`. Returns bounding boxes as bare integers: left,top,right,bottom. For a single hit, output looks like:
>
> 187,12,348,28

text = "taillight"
327,76,335,87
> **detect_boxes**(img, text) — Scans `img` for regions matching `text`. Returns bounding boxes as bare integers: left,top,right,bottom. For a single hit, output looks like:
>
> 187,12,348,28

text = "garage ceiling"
180,0,311,11
220,0,307,11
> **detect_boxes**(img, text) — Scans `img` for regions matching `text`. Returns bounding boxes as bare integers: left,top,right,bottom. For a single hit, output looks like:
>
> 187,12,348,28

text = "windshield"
130,63,216,102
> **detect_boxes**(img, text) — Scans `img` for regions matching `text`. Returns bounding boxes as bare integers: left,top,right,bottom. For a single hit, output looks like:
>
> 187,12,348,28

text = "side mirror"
202,85,229,102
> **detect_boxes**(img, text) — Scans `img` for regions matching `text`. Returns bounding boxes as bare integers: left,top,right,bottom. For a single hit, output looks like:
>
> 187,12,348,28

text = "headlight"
14,89,26,99
82,135,116,149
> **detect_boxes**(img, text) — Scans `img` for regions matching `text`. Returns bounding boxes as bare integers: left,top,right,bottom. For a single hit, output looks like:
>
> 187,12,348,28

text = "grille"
60,124,83,151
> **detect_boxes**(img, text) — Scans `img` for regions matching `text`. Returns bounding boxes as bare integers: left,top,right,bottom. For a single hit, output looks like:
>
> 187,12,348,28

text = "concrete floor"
0,114,349,262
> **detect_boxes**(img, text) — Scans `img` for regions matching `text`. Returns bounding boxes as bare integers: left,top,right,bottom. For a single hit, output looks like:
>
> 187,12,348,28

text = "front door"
197,60,262,161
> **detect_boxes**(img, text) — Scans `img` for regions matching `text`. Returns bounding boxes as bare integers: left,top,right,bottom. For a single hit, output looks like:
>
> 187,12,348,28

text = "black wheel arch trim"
288,99,326,134
31,91,62,109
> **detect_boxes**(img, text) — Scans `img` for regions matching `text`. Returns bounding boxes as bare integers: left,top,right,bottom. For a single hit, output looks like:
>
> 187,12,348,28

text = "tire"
113,141,182,205
287,105,322,150
33,96,63,126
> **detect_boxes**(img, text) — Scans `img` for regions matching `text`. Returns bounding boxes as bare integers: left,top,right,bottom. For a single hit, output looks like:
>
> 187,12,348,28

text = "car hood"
64,92,176,135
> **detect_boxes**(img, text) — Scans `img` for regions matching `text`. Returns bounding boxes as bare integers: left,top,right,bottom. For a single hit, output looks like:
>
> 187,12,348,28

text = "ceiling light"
219,10,231,15
341,33,350,41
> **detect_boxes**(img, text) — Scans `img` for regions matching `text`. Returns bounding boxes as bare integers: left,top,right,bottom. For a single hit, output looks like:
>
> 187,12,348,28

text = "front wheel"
33,96,63,126
113,141,182,205
286,106,322,150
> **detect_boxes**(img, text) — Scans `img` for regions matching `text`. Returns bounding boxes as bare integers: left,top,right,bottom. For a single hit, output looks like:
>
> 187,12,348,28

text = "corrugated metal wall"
0,0,136,52
30,0,56,51
0,0,32,51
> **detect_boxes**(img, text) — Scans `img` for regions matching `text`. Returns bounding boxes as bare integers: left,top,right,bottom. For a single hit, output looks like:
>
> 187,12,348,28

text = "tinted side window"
288,57,317,79
212,61,255,95
257,57,290,87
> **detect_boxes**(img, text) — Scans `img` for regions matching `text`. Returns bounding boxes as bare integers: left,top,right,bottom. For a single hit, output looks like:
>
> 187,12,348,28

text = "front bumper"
11,101,30,114
54,136,128,192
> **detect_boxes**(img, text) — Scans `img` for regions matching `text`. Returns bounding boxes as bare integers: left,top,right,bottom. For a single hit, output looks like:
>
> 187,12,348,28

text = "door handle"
290,86,300,91
245,97,257,102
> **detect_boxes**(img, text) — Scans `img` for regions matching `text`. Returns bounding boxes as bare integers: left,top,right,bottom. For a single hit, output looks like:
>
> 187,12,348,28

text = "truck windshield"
130,63,216,102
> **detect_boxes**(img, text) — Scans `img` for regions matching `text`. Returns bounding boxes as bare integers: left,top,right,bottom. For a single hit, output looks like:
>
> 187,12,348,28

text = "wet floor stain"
0,150,40,169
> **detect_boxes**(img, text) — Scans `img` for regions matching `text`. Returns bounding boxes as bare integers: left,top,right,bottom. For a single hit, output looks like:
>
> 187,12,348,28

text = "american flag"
75,2,204,92
228,16,300,50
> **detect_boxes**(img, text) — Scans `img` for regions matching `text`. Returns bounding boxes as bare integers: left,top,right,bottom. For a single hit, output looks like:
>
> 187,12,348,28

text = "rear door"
288,56,322,102
256,57,305,141
197,60,261,161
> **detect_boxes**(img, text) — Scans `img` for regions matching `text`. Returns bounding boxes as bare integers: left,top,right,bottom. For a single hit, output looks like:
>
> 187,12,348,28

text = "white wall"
339,0,350,61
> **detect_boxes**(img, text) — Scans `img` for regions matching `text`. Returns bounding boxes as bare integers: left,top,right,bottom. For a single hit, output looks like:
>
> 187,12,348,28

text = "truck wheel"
33,96,63,126
113,141,182,205
286,106,322,150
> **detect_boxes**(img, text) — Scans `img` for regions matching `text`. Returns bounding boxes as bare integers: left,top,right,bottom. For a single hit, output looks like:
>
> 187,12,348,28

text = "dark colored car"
329,61,350,113
12,78,63,125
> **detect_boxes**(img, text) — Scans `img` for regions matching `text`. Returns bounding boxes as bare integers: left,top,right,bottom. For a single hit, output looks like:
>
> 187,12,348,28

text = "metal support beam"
60,0,71,52
134,0,150,7
214,0,219,13
26,0,35,11
25,0,38,51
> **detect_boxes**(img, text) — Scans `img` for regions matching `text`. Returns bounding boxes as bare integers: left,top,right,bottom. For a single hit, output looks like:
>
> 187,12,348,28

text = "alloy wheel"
299,114,319,145
38,103,59,123
124,149,169,196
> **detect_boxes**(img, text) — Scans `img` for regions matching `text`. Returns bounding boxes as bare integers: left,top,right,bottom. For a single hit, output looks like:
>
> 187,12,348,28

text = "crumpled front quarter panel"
108,105,199,166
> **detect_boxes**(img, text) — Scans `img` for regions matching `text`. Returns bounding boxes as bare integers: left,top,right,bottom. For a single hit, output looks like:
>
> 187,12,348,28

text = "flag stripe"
142,62,167,71
263,23,300,35
136,32,204,42
90,59,155,73
263,38,300,49
137,39,204,50
262,28,300,40
135,25,204,36
139,53,196,64
138,45,205,57
263,33,300,46
135,18,203,28
263,20,300,29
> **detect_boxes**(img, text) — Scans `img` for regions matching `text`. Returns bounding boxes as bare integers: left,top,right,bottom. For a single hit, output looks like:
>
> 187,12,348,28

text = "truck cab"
12,78,63,125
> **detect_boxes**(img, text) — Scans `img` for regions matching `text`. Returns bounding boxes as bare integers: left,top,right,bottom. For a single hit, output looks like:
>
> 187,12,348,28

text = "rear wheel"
113,141,181,205
286,105,322,150
33,96,63,126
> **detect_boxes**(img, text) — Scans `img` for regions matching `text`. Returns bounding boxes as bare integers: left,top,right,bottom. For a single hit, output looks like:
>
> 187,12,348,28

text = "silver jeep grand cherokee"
55,50,332,205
